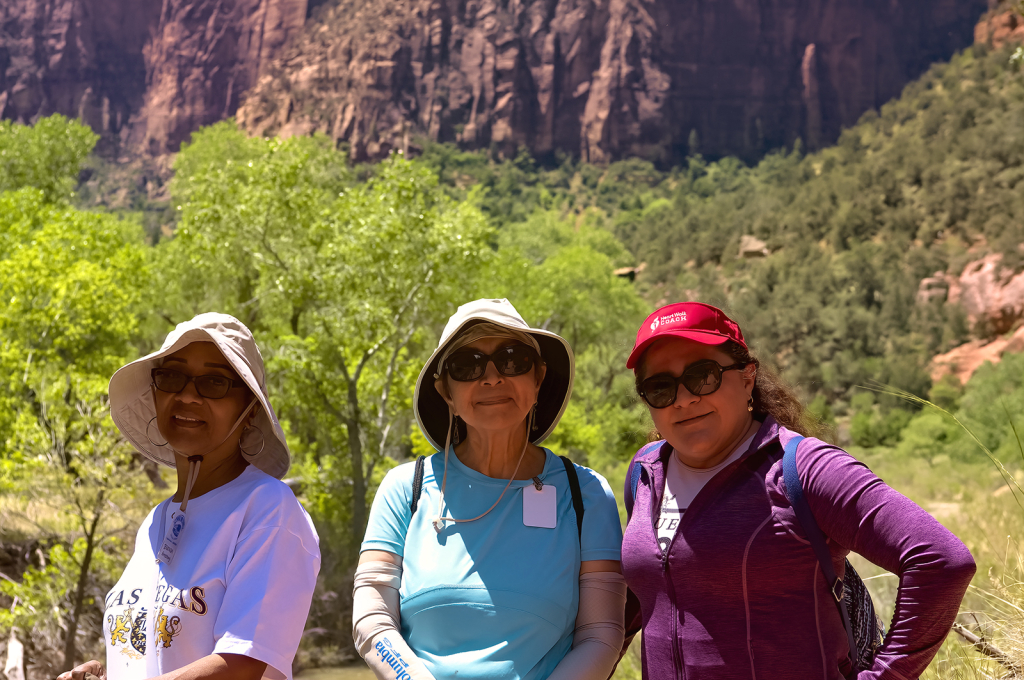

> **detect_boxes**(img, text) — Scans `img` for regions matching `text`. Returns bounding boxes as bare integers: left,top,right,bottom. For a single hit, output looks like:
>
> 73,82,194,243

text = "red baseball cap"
626,302,747,369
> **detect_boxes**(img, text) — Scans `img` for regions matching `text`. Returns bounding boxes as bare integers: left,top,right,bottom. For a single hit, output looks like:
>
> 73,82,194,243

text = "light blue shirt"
361,448,622,680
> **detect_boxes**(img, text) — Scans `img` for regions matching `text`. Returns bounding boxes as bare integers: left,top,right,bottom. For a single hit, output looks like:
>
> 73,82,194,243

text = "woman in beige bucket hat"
352,299,626,680
58,313,320,680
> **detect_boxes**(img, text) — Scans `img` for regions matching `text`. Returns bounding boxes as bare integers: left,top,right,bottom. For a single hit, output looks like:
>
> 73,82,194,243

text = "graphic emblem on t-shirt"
108,607,132,646
130,608,148,654
156,607,182,648
108,605,147,658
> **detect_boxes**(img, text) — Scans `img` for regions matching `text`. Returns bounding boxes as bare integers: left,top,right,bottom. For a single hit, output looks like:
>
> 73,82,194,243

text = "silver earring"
530,404,538,431
452,416,461,446
240,424,265,457
146,417,169,447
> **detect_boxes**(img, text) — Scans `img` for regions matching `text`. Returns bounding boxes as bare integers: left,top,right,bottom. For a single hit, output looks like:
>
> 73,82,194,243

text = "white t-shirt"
656,434,756,553
103,465,321,680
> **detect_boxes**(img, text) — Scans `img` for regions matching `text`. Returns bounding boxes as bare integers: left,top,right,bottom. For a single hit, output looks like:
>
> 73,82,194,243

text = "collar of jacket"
635,416,784,521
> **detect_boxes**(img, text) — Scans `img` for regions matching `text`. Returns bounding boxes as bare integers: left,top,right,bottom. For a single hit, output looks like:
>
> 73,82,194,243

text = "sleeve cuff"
213,637,293,680
581,548,622,562
360,539,406,557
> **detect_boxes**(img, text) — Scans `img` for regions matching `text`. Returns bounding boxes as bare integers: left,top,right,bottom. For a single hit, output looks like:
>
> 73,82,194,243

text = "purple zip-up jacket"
621,417,975,680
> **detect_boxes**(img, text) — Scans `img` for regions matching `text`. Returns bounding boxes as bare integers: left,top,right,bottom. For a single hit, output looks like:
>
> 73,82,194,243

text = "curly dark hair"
634,339,829,441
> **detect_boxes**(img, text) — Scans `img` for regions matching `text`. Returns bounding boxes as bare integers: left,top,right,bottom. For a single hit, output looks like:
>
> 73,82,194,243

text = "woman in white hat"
353,299,625,680
58,313,320,680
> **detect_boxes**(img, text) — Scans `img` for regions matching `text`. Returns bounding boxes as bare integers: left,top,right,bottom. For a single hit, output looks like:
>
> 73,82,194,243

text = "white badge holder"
523,478,557,528
157,510,186,564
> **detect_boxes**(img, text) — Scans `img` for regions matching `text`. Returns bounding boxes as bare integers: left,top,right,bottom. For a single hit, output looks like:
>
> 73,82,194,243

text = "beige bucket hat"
108,313,289,479
414,298,575,451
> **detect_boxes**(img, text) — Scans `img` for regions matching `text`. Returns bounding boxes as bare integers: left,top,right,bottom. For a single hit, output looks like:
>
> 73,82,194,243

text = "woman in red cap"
619,301,975,679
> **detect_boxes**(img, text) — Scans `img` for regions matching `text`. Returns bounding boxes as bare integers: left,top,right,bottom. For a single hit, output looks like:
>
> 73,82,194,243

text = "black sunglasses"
151,367,247,399
638,360,747,409
444,345,540,382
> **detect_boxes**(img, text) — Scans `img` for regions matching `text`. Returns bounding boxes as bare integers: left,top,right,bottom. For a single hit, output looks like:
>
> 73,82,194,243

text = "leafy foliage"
0,117,155,672
0,116,98,202
421,44,1024,414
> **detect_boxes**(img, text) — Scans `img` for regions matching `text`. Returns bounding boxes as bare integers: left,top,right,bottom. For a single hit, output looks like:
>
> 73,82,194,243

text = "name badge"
523,485,557,528
157,512,186,564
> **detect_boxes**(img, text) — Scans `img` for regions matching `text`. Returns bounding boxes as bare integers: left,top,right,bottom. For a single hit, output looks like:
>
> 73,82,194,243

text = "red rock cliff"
0,0,307,154
237,0,986,163
0,0,159,139
135,0,308,154
0,0,987,160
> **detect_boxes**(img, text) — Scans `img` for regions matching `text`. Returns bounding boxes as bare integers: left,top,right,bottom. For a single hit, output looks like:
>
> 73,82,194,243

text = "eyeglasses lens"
446,346,535,382
642,379,678,408
641,362,723,408
152,368,232,399
683,363,722,396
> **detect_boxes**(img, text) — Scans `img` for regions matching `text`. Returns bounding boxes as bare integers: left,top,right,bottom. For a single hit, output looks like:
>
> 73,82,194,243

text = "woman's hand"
56,660,105,680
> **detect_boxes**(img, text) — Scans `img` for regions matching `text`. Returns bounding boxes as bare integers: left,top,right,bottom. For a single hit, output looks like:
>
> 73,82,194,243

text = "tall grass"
858,385,1024,678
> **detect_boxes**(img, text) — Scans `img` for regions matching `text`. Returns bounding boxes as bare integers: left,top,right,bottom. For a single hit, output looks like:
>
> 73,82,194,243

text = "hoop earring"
146,417,169,447
239,424,265,458
747,396,754,412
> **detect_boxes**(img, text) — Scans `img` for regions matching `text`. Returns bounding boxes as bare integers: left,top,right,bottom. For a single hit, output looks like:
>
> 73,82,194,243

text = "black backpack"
782,436,885,674
409,455,586,540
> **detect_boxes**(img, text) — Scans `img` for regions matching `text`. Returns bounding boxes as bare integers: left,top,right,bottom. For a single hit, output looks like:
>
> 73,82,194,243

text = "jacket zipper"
644,460,684,679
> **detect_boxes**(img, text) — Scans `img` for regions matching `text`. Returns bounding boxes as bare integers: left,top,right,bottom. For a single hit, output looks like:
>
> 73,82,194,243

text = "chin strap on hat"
432,406,536,534
156,399,258,564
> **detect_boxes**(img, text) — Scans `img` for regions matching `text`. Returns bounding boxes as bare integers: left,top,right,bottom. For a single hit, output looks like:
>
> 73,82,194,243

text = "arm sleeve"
546,572,627,680
797,439,976,680
361,465,416,556
352,561,436,680
578,467,624,562
213,502,321,680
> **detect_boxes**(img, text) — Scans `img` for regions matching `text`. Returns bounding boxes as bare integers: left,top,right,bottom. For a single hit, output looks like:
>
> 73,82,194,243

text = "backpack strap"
625,441,663,522
410,456,426,514
782,436,857,674
559,456,585,542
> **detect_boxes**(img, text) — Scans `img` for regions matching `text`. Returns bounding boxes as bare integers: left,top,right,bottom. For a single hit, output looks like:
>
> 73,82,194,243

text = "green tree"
160,124,491,551
0,115,98,202
481,210,650,471
0,187,155,672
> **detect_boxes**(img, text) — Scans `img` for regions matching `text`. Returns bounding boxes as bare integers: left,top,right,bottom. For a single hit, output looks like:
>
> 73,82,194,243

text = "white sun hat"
108,312,289,479
414,298,575,451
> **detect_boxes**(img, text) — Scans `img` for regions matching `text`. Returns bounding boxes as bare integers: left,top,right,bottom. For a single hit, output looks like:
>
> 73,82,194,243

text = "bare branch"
952,623,1022,674
354,270,432,384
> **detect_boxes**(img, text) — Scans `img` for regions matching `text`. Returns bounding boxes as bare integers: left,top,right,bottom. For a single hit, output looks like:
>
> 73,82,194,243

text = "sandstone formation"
237,0,986,163
918,254,1024,334
975,6,1024,48
920,252,1024,383
0,0,307,154
930,326,1024,385
0,0,159,138
135,0,309,154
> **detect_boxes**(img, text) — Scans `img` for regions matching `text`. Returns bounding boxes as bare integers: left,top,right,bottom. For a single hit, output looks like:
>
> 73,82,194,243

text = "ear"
247,402,260,427
534,362,548,390
741,363,757,394
434,377,456,412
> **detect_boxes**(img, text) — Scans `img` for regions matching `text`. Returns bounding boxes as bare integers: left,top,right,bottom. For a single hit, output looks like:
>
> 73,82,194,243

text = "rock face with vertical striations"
237,0,986,163
0,0,989,161
135,0,309,154
0,0,159,139
0,0,307,154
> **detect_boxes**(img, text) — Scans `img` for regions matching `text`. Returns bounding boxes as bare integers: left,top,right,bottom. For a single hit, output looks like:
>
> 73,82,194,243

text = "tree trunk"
346,379,366,552
5,629,26,680
62,503,102,671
